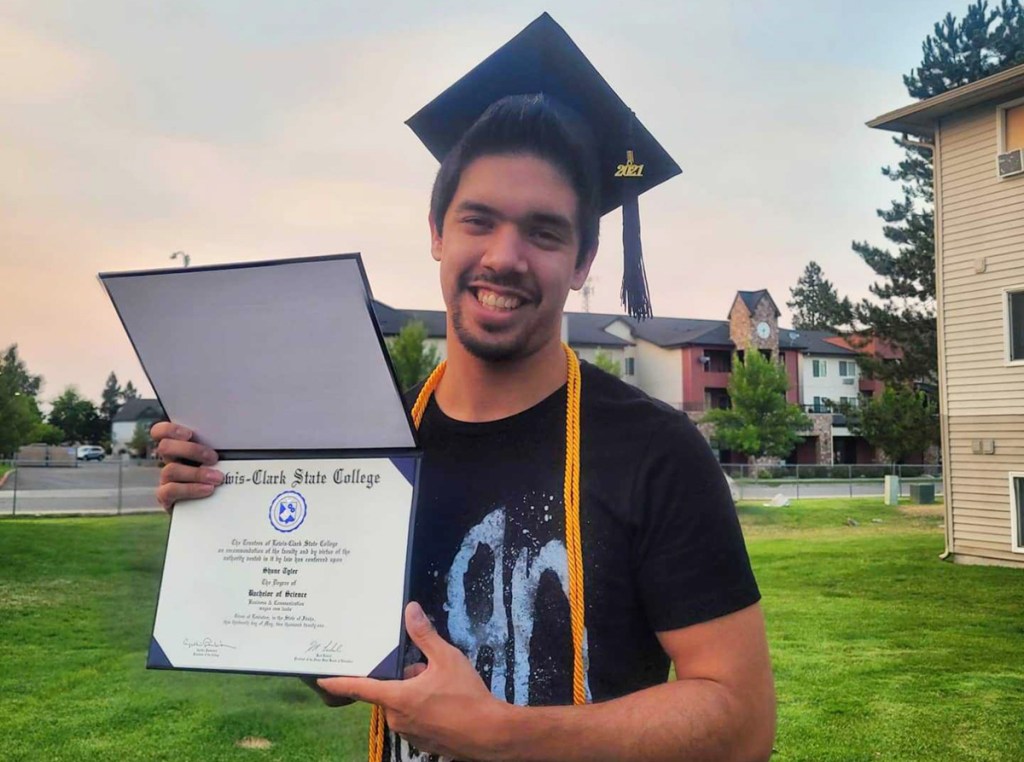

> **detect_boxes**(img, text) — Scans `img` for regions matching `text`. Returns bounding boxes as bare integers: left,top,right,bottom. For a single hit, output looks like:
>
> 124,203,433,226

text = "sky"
1,0,960,402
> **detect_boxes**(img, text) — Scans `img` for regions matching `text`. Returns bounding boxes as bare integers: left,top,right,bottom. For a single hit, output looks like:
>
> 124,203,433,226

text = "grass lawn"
2,499,1022,760
0,463,11,478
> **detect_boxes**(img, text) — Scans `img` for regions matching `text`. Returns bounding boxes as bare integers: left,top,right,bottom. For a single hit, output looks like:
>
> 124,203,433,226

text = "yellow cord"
368,345,585,761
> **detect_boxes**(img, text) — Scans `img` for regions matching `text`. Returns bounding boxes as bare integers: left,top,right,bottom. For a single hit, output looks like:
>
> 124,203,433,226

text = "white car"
76,445,106,461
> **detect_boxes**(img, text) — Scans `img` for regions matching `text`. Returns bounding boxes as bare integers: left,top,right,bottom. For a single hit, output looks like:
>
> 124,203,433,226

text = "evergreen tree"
0,344,42,397
787,261,854,332
122,381,139,401
100,372,123,422
852,0,1024,385
387,321,441,391
702,351,811,462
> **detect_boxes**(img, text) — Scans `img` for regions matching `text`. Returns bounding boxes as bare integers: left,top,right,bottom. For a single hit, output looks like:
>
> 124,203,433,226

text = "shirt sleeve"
630,412,761,632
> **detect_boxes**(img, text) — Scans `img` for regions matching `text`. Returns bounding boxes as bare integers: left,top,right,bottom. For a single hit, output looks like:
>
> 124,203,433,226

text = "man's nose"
480,223,529,274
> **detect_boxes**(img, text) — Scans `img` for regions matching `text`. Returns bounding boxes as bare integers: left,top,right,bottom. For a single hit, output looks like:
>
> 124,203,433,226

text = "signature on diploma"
305,639,346,655
183,637,237,650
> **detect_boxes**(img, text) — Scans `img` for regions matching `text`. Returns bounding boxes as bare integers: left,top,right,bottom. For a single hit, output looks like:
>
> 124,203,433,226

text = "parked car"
76,445,106,461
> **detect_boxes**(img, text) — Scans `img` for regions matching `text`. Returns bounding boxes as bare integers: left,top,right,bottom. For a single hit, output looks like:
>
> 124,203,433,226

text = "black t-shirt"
385,362,760,761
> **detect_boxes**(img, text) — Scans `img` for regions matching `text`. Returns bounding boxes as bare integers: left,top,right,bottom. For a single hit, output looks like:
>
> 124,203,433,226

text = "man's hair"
429,94,601,266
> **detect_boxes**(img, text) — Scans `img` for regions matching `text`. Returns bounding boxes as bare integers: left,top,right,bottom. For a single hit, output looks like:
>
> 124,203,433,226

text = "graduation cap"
406,12,681,320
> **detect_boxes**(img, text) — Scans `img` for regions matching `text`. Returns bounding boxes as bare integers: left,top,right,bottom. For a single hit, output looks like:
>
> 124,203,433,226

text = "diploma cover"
100,254,419,679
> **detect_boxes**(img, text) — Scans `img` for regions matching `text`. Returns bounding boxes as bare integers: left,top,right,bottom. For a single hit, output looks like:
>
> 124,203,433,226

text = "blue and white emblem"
269,490,307,533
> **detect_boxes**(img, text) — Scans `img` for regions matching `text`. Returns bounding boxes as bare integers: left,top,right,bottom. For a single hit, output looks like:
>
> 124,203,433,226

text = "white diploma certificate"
150,456,417,677
100,254,422,679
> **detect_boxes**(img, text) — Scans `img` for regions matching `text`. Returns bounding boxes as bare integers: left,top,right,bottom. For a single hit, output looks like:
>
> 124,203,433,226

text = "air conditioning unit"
998,148,1023,178
842,377,856,385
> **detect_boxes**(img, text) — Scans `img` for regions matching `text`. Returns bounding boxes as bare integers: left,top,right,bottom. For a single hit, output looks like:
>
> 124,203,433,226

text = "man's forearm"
487,677,774,762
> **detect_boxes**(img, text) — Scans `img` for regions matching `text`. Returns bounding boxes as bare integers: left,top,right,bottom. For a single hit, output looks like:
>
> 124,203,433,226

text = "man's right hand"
151,422,224,512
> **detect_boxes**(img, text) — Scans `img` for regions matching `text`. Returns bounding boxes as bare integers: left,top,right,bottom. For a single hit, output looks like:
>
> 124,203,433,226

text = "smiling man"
152,14,775,762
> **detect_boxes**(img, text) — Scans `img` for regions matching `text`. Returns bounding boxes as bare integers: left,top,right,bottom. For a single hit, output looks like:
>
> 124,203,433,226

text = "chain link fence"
0,456,162,516
0,457,942,516
720,463,943,502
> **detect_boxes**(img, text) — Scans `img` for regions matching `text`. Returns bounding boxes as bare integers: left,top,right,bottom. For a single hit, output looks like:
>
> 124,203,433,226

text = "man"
153,14,775,762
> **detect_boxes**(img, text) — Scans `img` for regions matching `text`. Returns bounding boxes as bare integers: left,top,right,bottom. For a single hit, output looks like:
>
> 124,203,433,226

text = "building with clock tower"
728,289,780,354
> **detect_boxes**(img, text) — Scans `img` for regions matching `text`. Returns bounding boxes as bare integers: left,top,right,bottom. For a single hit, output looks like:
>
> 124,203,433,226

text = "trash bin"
909,482,935,504
883,475,900,506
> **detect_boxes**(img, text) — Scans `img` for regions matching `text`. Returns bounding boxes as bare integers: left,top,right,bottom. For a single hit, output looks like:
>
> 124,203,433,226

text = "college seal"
268,490,307,533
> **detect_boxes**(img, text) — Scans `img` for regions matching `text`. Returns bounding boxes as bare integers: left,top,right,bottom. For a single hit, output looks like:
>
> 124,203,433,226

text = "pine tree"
100,372,122,422
852,0,1024,385
787,262,854,332
702,351,811,462
122,381,139,401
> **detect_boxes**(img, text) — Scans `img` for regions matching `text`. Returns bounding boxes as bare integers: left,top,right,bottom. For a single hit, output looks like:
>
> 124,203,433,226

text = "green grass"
1,500,1021,761
0,463,11,478
739,498,1023,761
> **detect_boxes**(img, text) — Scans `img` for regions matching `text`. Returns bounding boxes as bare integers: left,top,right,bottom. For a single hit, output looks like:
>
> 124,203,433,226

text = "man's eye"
463,217,492,229
533,229,563,244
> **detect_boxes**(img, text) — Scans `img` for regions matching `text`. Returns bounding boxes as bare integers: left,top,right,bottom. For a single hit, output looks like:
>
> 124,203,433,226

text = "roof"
868,62,1024,137
371,301,860,355
734,289,781,318
112,398,165,423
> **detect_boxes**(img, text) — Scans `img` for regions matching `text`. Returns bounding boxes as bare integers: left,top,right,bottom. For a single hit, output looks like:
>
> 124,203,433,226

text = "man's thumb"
405,601,445,657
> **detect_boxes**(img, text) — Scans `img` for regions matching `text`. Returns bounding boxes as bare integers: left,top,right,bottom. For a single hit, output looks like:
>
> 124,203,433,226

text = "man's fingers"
404,602,450,661
156,482,215,511
156,437,218,465
159,462,224,487
403,662,427,680
151,421,193,442
316,676,394,706
299,676,355,707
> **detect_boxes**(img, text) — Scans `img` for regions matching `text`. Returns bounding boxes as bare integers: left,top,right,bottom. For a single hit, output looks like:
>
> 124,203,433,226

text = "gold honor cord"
368,344,586,761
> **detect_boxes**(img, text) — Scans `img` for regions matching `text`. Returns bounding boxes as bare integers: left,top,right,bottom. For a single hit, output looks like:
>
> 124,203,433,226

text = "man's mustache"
457,271,537,300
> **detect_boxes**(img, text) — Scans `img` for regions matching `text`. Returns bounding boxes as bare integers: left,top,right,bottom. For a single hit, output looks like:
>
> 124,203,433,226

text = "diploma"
100,254,422,680
149,456,417,677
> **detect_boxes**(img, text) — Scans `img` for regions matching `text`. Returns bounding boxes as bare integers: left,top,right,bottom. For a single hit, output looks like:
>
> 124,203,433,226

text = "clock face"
756,321,771,339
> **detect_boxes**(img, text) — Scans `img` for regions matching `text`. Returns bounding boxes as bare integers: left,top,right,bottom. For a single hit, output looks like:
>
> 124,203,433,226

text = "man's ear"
429,214,443,262
569,244,598,291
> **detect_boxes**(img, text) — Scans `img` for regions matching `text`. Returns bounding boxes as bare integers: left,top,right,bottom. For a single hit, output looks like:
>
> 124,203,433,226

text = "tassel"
620,189,652,320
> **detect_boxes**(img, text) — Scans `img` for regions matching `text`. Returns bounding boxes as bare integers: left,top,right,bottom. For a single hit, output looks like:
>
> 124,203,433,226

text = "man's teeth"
477,290,522,310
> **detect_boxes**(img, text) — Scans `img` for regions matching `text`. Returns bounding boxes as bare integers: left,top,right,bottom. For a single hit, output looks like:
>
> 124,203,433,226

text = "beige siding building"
870,64,1024,568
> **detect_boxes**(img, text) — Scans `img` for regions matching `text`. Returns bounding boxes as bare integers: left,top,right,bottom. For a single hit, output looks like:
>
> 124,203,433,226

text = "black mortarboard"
406,12,681,320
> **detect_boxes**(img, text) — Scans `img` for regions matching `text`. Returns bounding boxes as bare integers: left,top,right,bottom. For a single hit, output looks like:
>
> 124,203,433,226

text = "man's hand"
317,602,510,760
151,422,224,512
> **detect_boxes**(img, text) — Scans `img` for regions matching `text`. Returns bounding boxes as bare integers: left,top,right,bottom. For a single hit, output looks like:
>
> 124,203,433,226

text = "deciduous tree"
703,351,810,462
387,321,441,391
847,386,939,463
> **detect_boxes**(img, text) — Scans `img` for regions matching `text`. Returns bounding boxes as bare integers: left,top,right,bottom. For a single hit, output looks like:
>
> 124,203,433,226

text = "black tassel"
621,189,652,320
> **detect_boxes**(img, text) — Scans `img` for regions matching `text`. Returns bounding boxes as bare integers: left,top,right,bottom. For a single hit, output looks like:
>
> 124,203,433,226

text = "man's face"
431,153,595,363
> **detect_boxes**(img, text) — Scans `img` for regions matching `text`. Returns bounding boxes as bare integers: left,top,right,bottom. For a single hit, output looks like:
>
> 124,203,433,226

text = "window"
1011,474,1024,554
838,360,856,377
624,357,635,376
1008,290,1024,363
812,359,827,378
1004,103,1024,152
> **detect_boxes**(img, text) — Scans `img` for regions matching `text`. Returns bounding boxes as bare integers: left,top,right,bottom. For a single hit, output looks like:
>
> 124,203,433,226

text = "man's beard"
449,271,537,362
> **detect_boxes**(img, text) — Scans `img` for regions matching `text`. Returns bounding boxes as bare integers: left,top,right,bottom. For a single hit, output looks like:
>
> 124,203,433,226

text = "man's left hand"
317,602,509,760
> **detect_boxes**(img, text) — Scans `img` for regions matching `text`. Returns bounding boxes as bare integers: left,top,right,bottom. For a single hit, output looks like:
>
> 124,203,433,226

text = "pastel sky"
2,0,955,402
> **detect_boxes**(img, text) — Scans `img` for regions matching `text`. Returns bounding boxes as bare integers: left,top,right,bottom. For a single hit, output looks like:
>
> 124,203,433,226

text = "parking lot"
0,460,162,515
